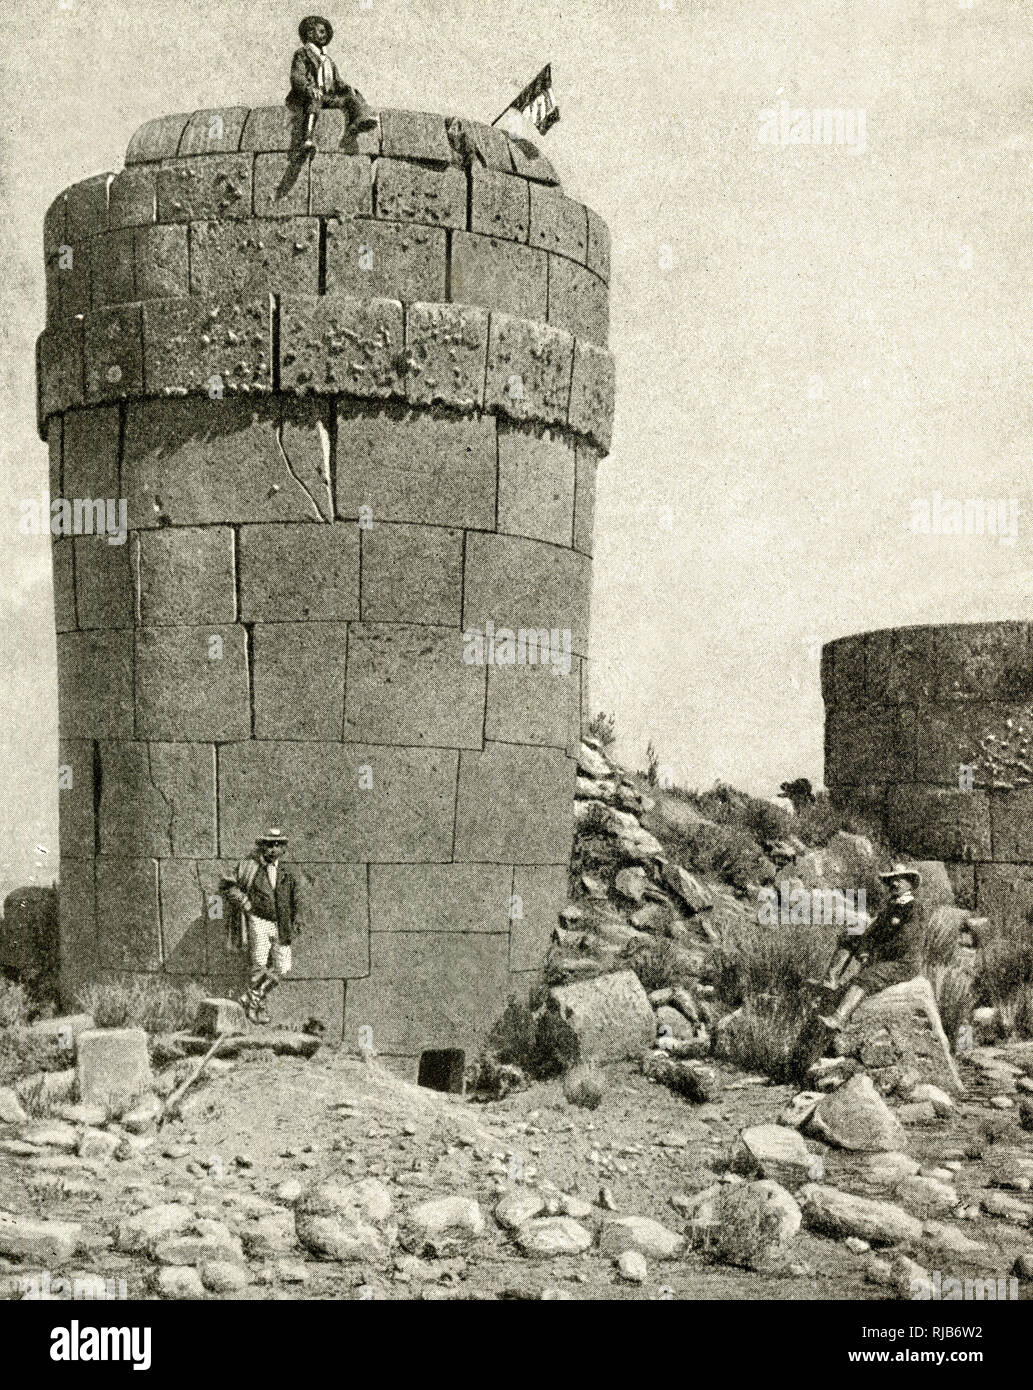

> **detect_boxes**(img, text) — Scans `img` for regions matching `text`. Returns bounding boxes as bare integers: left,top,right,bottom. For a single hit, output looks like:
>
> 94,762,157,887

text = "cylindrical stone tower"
822,621,1033,924
39,104,614,1076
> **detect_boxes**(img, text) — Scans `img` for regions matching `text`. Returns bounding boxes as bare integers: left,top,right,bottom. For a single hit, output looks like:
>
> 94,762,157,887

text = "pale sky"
1,0,1031,892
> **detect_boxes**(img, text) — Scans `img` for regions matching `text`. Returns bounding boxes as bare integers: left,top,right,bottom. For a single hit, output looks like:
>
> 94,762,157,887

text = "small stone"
845,1236,870,1253
616,1249,648,1283
154,1266,205,1299
514,1217,592,1257
597,1216,683,1260
200,1260,247,1293
0,1086,27,1124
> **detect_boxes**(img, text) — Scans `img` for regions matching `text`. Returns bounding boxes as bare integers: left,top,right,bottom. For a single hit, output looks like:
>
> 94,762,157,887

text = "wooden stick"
158,1033,224,1128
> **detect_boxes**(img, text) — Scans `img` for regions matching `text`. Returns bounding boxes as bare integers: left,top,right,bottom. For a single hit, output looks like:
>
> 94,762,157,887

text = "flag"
493,63,560,135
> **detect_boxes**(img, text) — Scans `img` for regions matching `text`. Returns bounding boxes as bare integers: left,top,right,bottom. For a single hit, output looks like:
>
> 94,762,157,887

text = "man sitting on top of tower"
287,14,378,153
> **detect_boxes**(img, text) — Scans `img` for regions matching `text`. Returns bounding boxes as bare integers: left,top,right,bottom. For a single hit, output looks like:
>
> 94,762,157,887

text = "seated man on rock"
815,864,926,1032
287,14,378,153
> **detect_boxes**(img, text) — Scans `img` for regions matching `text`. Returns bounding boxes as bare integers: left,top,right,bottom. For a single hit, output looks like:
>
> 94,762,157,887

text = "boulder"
597,1216,683,1259
154,1266,205,1299
616,1249,648,1283
295,1177,397,1261
194,997,247,1038
614,866,651,903
894,1175,958,1219
0,1212,81,1264
495,1191,547,1231
549,971,656,1062
655,1005,695,1041
0,1086,27,1124
241,1211,297,1258
406,1196,484,1245
642,1051,717,1101
76,1028,153,1108
117,1203,195,1254
578,743,612,780
799,1184,922,1245
200,1260,247,1293
730,1124,816,1191
660,863,713,915
779,1092,822,1129
806,1074,905,1152
910,1083,955,1117
514,1216,592,1257
837,977,963,1096
688,1180,801,1272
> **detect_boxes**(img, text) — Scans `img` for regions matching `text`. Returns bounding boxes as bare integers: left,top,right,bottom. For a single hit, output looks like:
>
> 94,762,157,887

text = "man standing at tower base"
221,829,302,1025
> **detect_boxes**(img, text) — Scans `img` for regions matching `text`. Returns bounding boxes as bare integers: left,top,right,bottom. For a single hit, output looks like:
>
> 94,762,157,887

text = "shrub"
481,995,579,1081
710,918,831,1009
76,977,207,1034
0,1029,70,1089
0,978,29,1031
563,1062,605,1109
586,711,616,751
715,996,815,1085
626,938,691,993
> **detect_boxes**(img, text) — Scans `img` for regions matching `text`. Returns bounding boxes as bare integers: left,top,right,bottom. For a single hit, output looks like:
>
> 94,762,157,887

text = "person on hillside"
221,829,302,1025
287,15,378,153
816,864,926,1031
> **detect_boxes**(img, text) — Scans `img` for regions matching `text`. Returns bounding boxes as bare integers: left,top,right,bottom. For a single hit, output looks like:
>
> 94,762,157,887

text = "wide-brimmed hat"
879,863,922,885
299,14,333,42
256,827,289,845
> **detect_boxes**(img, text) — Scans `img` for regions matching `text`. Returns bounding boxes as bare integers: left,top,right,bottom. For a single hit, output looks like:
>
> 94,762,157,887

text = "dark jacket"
221,857,303,948
845,895,926,992
287,44,345,107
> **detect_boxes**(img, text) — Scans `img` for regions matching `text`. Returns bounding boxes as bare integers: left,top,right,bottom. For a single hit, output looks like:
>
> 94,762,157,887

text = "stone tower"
822,621,1033,924
39,105,614,1077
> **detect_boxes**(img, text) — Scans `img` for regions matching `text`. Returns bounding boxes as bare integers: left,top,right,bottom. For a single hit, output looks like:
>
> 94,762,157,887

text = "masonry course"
42,105,613,1069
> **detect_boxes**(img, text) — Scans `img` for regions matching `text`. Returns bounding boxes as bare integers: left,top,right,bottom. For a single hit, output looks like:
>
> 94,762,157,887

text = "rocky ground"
2,739,1031,1301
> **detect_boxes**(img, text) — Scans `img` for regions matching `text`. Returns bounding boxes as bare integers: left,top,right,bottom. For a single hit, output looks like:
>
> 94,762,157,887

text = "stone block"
135,625,250,741
66,174,111,241
511,865,567,972
279,294,405,397
44,190,67,255
135,526,236,626
37,324,84,425
123,398,326,528
126,113,192,163
142,295,272,396
573,442,598,556
497,424,575,546
218,742,459,863
58,740,94,859
454,742,574,863
57,631,134,737
157,154,253,222
470,166,529,242
585,206,610,281
90,229,135,309
463,531,591,656
885,785,991,862
485,314,573,427
344,933,510,1055
342,624,485,747
946,862,976,910
76,1028,153,1106
309,153,373,217
379,110,455,165
57,237,91,318
507,137,560,186
239,523,359,621
485,660,579,749
375,160,466,228
825,704,915,785
548,970,656,1062
57,859,97,1004
74,534,134,629
839,977,964,1096
194,997,247,1037
58,404,118,503
450,232,547,321
252,621,348,740
914,703,996,785
822,636,865,707
84,304,144,404
325,220,447,302
189,217,320,298
445,117,514,174
158,859,219,974
975,863,1033,931
369,864,510,934
336,405,496,529
287,864,370,978
52,542,76,632
178,107,250,155
404,302,488,410
360,522,462,624
992,786,1033,861
95,861,161,971
529,186,587,261
934,623,1033,702
134,225,189,300
97,742,217,858
568,339,615,452
547,255,609,345
108,167,157,229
